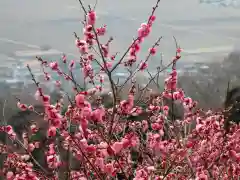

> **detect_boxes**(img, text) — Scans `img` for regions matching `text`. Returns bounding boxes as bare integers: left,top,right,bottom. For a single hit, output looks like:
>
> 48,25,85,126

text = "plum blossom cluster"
1,0,240,180
2,153,39,180
125,15,157,68
0,125,16,140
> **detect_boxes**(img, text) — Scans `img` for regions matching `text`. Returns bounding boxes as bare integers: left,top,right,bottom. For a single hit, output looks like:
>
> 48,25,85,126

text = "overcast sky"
0,0,240,71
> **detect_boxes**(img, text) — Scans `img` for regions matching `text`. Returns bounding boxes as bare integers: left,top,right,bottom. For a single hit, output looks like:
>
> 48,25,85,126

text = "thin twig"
111,0,162,73
2,100,8,148
77,0,118,119
70,135,105,180
118,36,163,91
170,36,180,122
93,0,98,10
27,65,41,92
36,56,84,91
